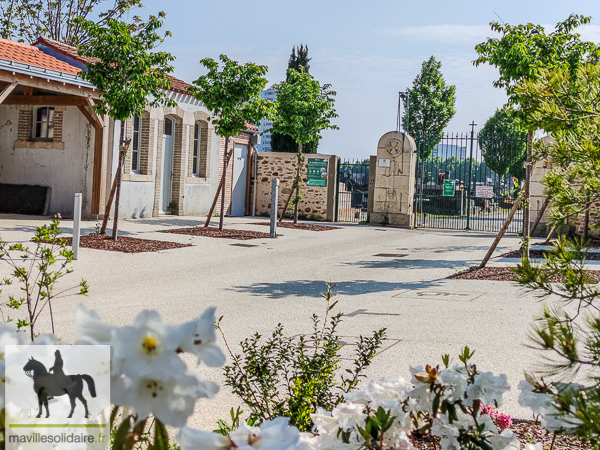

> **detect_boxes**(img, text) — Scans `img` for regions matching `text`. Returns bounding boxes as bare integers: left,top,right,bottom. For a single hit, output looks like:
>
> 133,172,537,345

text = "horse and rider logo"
22,350,96,418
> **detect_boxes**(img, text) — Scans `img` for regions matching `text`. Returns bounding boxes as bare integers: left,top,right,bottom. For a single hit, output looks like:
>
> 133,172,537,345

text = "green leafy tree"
0,0,141,45
514,64,600,237
271,69,339,224
479,108,527,183
271,44,317,154
77,12,176,240
402,56,456,158
513,238,600,448
473,14,600,250
189,55,276,230
474,14,600,103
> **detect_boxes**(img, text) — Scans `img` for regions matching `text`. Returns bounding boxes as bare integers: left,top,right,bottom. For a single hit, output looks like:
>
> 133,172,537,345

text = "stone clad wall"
530,136,599,239
255,152,337,221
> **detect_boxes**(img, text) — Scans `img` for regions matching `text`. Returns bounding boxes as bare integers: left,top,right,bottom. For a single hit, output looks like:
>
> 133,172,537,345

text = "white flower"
522,443,543,450
332,403,366,431
75,304,116,344
488,429,519,450
431,417,460,450
466,372,510,407
311,408,339,436
438,368,467,403
31,333,66,346
175,307,226,367
249,417,302,449
518,380,552,415
113,370,217,428
180,418,306,450
178,426,232,450
518,380,581,431
111,310,185,380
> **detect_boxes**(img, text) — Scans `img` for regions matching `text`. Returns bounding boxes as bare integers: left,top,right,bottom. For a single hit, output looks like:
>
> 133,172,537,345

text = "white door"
230,144,248,216
161,118,174,214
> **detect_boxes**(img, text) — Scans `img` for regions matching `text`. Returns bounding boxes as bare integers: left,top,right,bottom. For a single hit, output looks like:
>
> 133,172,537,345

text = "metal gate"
336,159,369,223
414,130,526,234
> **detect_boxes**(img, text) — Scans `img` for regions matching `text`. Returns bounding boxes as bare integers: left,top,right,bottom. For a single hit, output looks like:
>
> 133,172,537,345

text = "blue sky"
140,0,600,159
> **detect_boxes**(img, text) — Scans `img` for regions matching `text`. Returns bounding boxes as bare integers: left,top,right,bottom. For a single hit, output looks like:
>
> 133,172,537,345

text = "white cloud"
578,25,600,43
380,24,494,45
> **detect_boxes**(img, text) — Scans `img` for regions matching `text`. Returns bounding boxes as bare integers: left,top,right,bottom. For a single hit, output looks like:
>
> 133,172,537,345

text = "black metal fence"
414,131,526,234
336,159,369,223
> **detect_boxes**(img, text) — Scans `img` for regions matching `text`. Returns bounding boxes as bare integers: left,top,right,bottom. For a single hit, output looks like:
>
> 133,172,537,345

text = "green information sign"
307,158,328,187
443,179,455,196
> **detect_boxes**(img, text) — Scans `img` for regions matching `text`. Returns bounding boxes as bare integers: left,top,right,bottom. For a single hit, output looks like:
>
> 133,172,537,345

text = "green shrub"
216,284,386,432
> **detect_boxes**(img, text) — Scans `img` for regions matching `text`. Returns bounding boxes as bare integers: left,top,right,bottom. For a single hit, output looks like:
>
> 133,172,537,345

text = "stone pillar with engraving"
370,131,417,228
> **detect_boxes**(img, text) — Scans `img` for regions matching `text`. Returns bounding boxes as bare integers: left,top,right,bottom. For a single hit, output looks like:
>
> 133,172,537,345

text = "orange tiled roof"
245,123,259,131
0,38,80,74
35,37,194,97
34,36,99,64
166,74,192,95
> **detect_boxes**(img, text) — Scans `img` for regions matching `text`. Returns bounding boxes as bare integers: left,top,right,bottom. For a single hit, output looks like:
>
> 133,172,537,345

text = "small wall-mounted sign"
475,185,494,198
307,158,328,186
378,158,391,168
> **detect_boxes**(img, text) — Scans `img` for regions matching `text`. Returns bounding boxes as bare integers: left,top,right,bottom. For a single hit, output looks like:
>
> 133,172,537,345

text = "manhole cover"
374,229,388,231
374,253,408,257
230,243,258,248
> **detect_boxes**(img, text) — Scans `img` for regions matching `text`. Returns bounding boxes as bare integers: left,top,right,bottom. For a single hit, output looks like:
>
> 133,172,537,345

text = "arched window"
33,107,55,140
192,123,200,176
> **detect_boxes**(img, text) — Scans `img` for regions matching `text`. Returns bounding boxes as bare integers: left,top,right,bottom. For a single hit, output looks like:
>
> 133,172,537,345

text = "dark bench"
0,184,51,215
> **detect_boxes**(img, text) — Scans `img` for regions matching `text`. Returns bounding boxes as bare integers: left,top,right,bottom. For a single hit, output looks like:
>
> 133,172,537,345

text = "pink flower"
481,403,497,419
496,413,513,431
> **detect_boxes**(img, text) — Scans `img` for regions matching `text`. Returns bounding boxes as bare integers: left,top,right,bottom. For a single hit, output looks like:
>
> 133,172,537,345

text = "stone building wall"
254,152,337,221
530,135,599,238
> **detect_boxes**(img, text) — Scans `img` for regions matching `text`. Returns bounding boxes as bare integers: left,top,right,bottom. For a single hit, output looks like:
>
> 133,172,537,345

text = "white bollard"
270,178,279,239
73,193,82,260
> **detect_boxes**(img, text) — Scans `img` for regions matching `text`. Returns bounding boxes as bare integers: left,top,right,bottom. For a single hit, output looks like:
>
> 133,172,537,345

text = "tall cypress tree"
271,44,318,154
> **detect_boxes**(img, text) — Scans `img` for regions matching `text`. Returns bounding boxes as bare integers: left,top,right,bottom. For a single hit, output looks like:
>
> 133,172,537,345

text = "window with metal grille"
192,123,200,176
33,107,55,140
131,115,141,172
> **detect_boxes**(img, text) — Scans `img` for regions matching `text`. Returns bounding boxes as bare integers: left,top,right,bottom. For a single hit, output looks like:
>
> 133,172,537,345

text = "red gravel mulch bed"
501,249,600,260
251,222,341,231
162,226,276,240
61,235,191,253
448,266,600,282
533,241,600,249
410,421,592,450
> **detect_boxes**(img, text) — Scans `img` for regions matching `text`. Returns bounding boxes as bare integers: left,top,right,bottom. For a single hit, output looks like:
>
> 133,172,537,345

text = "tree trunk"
278,187,294,224
100,141,129,236
479,195,523,269
112,148,127,241
204,148,233,228
219,136,229,231
293,142,302,224
100,168,119,235
522,130,533,258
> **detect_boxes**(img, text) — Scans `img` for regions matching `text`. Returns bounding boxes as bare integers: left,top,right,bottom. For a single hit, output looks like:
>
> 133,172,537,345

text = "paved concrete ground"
0,214,562,430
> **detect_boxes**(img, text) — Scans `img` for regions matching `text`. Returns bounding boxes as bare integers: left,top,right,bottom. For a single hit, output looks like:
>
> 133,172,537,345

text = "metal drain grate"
230,243,258,248
374,253,408,257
